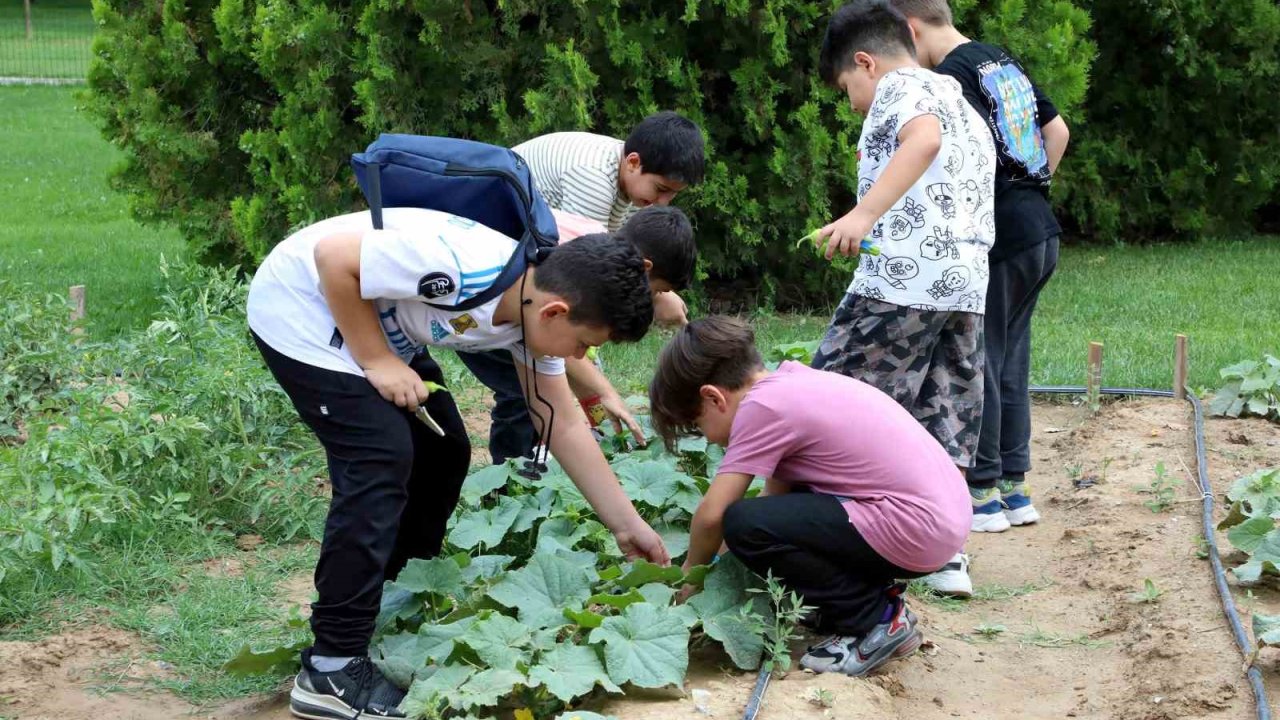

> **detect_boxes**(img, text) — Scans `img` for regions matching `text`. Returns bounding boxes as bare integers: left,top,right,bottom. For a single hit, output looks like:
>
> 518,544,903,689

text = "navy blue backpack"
350,134,560,312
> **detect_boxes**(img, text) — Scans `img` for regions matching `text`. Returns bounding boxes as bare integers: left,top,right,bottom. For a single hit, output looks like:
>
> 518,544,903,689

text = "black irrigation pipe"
739,385,1271,720
1032,385,1270,720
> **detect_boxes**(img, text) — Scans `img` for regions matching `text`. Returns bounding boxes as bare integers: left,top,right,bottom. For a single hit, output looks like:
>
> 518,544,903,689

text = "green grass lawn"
0,0,95,79
0,85,185,337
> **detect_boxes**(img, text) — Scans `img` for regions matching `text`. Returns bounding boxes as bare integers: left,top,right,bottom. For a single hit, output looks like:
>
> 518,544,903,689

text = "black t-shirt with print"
935,42,1061,261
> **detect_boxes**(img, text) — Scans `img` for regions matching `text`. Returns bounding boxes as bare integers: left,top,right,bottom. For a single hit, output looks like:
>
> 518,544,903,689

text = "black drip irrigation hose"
739,385,1271,720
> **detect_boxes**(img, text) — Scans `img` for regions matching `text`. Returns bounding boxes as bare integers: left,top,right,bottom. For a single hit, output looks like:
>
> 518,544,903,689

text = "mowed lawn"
0,0,95,79
2,85,1277,388
0,85,185,337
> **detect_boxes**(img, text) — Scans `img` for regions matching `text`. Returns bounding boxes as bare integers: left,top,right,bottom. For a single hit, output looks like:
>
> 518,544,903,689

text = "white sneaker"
919,553,972,598
972,510,1012,533
970,486,1011,533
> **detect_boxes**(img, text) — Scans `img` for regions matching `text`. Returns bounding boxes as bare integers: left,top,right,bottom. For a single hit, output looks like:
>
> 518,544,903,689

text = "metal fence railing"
1,0,95,83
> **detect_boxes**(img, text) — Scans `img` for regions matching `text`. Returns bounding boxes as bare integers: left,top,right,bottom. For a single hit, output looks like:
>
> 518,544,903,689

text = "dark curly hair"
649,316,763,453
533,233,653,342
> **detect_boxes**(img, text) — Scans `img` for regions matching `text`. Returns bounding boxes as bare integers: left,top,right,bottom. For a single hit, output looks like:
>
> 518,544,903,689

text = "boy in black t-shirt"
890,0,1070,553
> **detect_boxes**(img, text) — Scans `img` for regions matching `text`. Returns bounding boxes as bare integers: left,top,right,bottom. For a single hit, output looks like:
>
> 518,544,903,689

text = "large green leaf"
688,554,762,618
512,487,558,533
537,516,599,553
617,460,684,508
456,668,526,711
376,580,422,632
1254,613,1280,647
372,632,431,688
589,602,689,688
395,556,465,596
1228,516,1275,553
528,642,622,703
458,554,515,584
222,639,306,676
419,615,478,662
1228,469,1280,518
461,613,534,669
402,665,475,718
702,609,765,669
487,553,593,628
656,523,691,559
617,559,685,588
451,496,523,550
460,463,517,505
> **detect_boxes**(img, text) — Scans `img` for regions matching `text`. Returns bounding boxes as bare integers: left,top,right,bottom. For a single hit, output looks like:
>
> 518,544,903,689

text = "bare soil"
1,399,1275,720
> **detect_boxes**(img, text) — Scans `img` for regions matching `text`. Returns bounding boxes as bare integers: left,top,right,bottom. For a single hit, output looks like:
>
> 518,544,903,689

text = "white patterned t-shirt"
850,67,997,314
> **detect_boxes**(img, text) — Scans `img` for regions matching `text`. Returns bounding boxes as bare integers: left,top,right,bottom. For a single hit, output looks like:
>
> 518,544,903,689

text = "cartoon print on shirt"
968,135,991,173
877,78,908,108
974,253,990,281
909,303,939,311
956,291,984,312
916,98,951,135
920,226,961,261
944,143,965,176
885,197,928,241
877,256,921,290
927,266,971,300
863,119,899,163
858,178,874,199
852,279,887,300
926,183,957,219
957,179,983,218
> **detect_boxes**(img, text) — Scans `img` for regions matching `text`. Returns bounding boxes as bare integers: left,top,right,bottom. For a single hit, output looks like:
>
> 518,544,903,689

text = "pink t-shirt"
718,362,970,572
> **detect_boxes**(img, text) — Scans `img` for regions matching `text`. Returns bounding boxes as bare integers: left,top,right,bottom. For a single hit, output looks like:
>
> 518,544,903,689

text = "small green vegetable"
795,229,881,257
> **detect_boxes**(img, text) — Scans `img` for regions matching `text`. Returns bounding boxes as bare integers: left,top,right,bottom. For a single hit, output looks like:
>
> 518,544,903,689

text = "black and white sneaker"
290,650,406,720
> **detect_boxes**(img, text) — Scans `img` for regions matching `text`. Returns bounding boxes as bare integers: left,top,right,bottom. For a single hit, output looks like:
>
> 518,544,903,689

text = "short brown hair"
648,316,763,453
888,0,953,26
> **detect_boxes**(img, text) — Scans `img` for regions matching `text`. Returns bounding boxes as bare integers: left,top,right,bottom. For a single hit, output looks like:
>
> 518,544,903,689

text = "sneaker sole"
290,684,365,720
845,629,924,677
972,512,1011,533
921,571,973,598
1005,504,1040,526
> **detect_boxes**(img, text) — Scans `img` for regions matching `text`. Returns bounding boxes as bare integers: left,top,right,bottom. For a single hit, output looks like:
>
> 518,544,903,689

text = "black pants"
971,236,1060,487
722,493,929,636
253,334,471,656
455,349,536,464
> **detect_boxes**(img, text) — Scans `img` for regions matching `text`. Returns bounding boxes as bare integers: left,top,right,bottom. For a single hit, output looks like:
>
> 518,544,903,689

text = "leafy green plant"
1141,462,1182,513
1215,468,1280,583
973,622,1007,640
1211,357,1280,422
1130,579,1162,604
750,571,813,674
0,278,75,442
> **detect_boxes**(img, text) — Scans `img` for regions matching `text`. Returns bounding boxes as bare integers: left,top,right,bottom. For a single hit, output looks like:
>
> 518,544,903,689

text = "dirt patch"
2,400,1271,719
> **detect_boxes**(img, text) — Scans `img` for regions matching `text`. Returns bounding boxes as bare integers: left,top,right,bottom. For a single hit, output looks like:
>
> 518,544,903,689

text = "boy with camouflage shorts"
810,0,996,596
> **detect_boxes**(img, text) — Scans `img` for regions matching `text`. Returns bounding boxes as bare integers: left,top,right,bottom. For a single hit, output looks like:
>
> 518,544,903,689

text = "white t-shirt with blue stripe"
247,207,565,377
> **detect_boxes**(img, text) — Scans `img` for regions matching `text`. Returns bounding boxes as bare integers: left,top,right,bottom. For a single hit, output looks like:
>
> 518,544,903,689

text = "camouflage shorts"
812,294,985,468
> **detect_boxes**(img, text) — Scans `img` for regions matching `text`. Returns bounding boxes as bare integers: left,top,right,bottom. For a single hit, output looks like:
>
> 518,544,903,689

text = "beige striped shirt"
513,132,635,232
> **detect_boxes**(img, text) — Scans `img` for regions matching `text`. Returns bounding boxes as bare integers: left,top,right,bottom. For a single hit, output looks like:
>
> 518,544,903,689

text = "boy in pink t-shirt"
650,317,970,677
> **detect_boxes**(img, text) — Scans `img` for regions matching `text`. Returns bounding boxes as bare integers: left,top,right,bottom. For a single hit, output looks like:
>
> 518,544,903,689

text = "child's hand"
675,583,697,604
614,519,671,566
820,210,875,260
600,391,648,446
364,356,428,408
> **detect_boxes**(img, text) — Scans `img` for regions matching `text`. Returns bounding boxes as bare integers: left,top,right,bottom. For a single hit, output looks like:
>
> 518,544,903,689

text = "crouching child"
649,317,970,676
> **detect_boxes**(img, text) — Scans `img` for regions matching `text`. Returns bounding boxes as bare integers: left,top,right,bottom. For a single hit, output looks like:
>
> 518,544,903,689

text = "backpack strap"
367,162,384,231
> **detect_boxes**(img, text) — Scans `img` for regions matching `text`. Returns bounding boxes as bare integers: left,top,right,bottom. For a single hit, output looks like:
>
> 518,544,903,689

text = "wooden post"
1087,341,1104,413
1174,334,1188,400
69,285,85,336
24,0,33,41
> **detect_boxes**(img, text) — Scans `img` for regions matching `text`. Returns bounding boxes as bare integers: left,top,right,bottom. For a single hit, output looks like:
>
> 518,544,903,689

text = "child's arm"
684,471,755,571
563,356,647,444
821,115,943,260
314,232,428,409
652,291,689,328
1042,116,1070,175
516,367,669,565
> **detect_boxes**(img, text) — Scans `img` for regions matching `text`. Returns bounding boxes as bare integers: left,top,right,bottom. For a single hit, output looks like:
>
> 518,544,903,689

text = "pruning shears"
414,381,449,436
795,228,881,257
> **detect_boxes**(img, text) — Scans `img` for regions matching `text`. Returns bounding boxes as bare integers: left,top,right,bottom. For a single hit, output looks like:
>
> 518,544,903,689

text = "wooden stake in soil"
24,0,33,40
69,284,85,336
1087,341,1104,413
1174,334,1188,400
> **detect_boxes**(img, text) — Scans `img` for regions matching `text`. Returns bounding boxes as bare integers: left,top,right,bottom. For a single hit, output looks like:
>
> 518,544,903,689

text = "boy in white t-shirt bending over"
247,208,668,720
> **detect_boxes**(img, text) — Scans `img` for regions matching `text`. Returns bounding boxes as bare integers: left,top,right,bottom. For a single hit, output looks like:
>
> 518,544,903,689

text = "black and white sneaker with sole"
290,650,406,720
